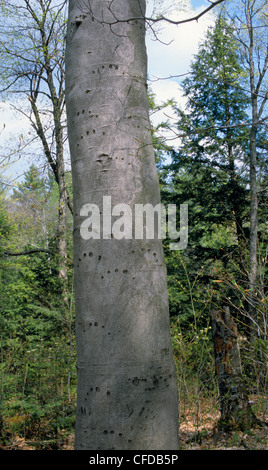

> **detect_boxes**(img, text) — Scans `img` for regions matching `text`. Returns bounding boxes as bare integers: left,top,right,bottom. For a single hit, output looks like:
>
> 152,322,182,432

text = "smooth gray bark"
65,0,179,450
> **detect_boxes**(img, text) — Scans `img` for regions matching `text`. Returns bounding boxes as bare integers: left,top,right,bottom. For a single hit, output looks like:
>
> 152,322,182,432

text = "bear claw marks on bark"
96,154,112,168
68,13,88,40
75,14,87,26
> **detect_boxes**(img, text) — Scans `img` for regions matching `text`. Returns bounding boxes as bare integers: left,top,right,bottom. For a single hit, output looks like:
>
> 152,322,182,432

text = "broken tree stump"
210,306,260,431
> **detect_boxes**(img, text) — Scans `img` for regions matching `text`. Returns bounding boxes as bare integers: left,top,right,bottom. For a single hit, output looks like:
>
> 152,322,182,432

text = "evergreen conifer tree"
169,15,250,251
162,15,251,327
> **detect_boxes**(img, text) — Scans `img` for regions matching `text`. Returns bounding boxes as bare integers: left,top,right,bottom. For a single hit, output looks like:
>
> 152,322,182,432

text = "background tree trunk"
248,121,258,339
0,0,72,303
65,0,179,450
211,306,259,431
230,0,268,341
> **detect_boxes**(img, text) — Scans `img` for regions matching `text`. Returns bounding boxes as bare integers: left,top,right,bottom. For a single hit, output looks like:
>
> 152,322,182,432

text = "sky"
145,0,217,141
147,0,215,89
0,0,217,187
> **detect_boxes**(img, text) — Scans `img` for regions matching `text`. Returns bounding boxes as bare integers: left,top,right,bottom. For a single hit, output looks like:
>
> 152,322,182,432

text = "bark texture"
211,307,259,431
65,0,179,450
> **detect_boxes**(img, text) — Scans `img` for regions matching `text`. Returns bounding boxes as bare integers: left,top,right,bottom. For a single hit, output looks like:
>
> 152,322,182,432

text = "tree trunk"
211,306,259,431
44,32,70,303
56,143,69,305
248,114,258,340
245,0,260,341
65,0,179,450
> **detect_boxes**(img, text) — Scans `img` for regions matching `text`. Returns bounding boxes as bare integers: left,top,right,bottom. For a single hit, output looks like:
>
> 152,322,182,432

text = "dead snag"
210,306,260,431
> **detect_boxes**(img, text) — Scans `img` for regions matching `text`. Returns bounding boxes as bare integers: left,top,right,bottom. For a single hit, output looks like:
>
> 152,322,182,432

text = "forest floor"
178,394,268,450
2,396,267,451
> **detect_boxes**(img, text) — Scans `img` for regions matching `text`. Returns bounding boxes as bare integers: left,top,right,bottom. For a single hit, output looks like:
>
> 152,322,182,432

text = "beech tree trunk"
65,0,179,450
211,307,259,431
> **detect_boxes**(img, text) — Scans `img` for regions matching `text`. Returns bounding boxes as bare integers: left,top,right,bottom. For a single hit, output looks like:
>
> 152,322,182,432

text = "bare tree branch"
145,0,226,26
2,248,53,257
83,0,226,27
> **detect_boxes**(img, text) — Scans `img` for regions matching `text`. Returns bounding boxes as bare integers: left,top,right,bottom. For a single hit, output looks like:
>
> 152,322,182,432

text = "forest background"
0,0,267,450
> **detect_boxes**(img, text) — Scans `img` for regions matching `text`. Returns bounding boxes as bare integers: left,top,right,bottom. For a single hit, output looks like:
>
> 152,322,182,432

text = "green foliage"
0,188,12,255
0,166,75,448
170,312,217,415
